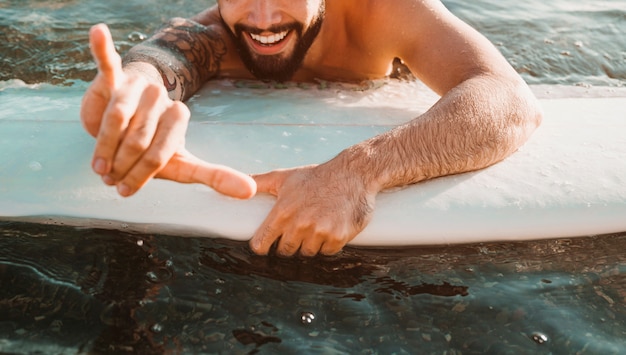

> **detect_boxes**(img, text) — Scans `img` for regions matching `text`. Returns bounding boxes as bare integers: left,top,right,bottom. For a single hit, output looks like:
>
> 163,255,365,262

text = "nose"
248,0,282,30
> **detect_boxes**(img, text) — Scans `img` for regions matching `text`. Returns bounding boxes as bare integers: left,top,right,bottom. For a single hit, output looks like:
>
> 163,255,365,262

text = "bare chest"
295,45,395,83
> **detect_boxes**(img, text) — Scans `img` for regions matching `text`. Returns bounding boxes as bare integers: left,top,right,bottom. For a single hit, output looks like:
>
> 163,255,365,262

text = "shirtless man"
80,0,542,257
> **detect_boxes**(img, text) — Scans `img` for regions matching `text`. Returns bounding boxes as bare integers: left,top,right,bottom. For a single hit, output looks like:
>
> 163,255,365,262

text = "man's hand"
250,164,376,257
80,24,255,199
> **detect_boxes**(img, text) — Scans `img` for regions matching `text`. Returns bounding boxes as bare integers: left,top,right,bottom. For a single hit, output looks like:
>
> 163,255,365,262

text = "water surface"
1,222,624,354
1,0,624,86
0,1,625,353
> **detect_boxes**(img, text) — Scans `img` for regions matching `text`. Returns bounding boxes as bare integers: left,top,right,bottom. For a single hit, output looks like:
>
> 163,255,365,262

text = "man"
80,0,542,257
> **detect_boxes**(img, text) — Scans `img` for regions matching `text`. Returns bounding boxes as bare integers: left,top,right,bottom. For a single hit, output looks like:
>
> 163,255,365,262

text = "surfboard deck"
1,80,625,246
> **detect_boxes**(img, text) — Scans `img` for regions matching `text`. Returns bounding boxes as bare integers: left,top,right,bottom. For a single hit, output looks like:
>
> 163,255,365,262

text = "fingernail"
93,158,107,175
117,183,131,197
249,240,264,255
102,175,115,185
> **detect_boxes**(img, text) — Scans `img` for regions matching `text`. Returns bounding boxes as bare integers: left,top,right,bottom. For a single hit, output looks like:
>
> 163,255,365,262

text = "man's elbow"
523,90,544,137
509,78,543,138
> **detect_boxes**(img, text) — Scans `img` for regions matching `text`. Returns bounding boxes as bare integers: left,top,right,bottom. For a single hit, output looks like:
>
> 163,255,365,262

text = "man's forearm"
335,75,543,192
122,17,227,101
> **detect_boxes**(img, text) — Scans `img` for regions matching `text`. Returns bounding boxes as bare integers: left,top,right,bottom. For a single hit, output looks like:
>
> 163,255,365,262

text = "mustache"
234,22,303,36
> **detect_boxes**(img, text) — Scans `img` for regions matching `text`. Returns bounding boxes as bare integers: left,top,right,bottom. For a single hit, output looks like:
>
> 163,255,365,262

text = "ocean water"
0,0,625,87
1,222,625,354
1,1,625,354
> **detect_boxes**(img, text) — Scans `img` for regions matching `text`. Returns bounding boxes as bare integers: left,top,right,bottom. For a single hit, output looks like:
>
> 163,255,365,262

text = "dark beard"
221,5,325,82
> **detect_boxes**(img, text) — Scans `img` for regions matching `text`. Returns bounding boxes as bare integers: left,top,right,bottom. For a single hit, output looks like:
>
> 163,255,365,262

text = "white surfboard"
0,79,625,246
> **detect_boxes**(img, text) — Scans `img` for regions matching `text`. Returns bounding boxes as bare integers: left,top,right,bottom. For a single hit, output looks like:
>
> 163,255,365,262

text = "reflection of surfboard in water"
0,80,625,246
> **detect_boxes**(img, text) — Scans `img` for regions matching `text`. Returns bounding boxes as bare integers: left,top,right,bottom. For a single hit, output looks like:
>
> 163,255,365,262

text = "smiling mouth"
248,30,290,46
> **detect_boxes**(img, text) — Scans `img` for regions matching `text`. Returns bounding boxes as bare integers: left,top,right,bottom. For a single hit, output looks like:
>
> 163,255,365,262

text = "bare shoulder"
343,0,457,58
189,5,221,26
353,0,467,48
351,0,519,93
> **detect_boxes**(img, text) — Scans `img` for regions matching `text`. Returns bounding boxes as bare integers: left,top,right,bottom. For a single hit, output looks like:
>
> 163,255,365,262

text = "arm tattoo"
122,17,227,101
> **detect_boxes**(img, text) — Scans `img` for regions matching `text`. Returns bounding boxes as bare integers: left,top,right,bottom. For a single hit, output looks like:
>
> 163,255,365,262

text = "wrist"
329,144,386,195
122,61,162,86
122,17,226,101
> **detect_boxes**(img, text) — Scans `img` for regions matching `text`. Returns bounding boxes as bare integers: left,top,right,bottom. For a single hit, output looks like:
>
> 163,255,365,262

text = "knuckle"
293,221,314,234
272,210,292,226
278,243,299,257
258,225,276,242
144,82,171,104
105,104,128,127
314,226,332,237
281,240,300,251
312,221,334,237
124,136,151,156
124,123,152,154
318,232,348,256
142,150,169,170
328,233,346,246
170,101,191,122
144,81,165,96
299,246,318,257
321,244,342,256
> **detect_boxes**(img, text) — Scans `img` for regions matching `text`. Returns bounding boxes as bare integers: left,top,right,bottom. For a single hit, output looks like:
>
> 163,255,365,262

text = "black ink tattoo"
122,17,227,101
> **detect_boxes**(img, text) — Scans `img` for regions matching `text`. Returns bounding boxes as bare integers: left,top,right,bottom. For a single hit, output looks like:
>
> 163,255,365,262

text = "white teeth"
249,31,288,45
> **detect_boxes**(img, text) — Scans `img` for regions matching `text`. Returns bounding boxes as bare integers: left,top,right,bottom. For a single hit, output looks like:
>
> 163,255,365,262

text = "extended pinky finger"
158,152,257,199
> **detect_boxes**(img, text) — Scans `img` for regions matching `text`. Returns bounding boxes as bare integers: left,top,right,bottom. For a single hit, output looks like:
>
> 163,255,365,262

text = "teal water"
1,0,625,86
1,1,625,354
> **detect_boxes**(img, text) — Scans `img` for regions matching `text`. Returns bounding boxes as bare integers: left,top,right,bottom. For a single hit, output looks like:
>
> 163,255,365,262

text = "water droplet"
150,323,163,333
300,312,315,325
28,161,42,171
146,268,173,283
128,31,147,42
146,271,159,283
531,332,549,344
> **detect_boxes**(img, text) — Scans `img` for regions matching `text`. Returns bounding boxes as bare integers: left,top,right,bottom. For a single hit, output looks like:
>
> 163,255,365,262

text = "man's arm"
343,0,542,190
249,0,542,256
333,77,541,193
122,17,227,101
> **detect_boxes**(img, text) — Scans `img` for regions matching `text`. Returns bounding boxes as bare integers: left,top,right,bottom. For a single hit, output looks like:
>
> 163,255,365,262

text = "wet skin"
81,0,542,257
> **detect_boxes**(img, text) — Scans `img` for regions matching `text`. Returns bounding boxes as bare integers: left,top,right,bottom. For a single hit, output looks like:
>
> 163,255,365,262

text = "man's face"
219,0,325,81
